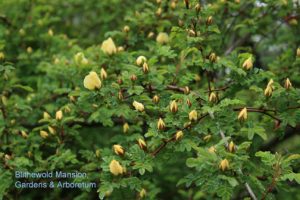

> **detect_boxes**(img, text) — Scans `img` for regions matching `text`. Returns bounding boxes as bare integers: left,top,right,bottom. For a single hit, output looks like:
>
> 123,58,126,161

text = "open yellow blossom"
83,71,102,90
132,101,144,112
109,160,123,176
101,37,117,55
156,32,169,44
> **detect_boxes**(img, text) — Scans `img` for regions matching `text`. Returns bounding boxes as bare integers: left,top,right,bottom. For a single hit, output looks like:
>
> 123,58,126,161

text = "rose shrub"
1,0,300,199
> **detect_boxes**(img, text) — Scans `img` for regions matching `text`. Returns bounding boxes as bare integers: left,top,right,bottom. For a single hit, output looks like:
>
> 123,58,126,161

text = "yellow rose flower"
83,71,102,90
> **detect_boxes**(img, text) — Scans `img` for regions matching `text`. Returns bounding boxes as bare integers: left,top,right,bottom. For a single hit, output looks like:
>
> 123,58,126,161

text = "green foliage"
1,0,300,199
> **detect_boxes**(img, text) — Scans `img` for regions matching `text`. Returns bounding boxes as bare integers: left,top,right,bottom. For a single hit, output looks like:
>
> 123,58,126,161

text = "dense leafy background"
0,0,300,199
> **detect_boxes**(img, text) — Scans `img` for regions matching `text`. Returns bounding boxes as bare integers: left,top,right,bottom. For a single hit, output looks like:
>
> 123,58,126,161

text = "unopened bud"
55,110,63,120
101,68,107,79
131,74,137,82
27,47,33,54
156,7,162,16
0,52,5,60
171,1,177,9
169,100,178,113
48,29,54,36
284,78,292,90
186,98,192,107
137,139,147,150
157,118,165,130
123,123,129,133
203,134,211,142
95,149,101,158
117,46,124,52
113,144,125,156
242,57,253,70
21,131,28,138
123,25,130,33
228,141,235,153
219,159,229,171
208,146,216,153
209,52,217,62
117,77,123,85
175,130,184,141
189,110,198,121
40,130,49,139
206,16,213,25
184,86,190,94
238,107,247,121
195,3,201,13
142,62,149,73
153,95,160,104
118,90,124,100
139,188,146,198
136,56,147,66
209,92,217,103
43,112,51,120
147,32,155,38
297,48,300,57
264,79,274,97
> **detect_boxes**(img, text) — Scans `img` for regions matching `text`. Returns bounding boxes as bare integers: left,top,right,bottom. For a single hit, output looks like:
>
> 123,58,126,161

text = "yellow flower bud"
209,92,217,103
156,32,169,44
4,154,12,160
130,74,137,81
0,52,5,60
113,144,125,156
153,95,160,104
43,112,51,120
137,139,147,150
203,134,211,142
297,47,300,57
136,56,147,66
242,57,253,70
157,118,165,130
189,110,198,121
27,47,33,54
74,52,88,66
187,29,196,37
117,46,124,52
55,110,63,120
123,25,130,33
169,100,178,113
206,16,213,25
101,68,107,80
19,28,26,36
186,99,192,107
208,146,216,153
21,130,28,138
175,130,184,141
95,149,101,158
123,123,129,133
142,62,149,73
118,90,123,100
109,160,124,176
264,79,274,97
209,52,217,62
156,7,162,16
101,37,117,55
40,130,49,139
238,107,247,121
139,188,146,198
83,71,102,90
171,1,177,9
195,3,201,12
133,101,144,112
184,86,190,94
284,78,292,90
219,159,229,171
156,0,161,4
147,32,155,38
228,141,235,153
48,29,54,36
48,126,56,135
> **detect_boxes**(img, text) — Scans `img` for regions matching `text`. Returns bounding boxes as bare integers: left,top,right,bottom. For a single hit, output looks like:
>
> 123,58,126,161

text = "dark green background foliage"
1,0,300,199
